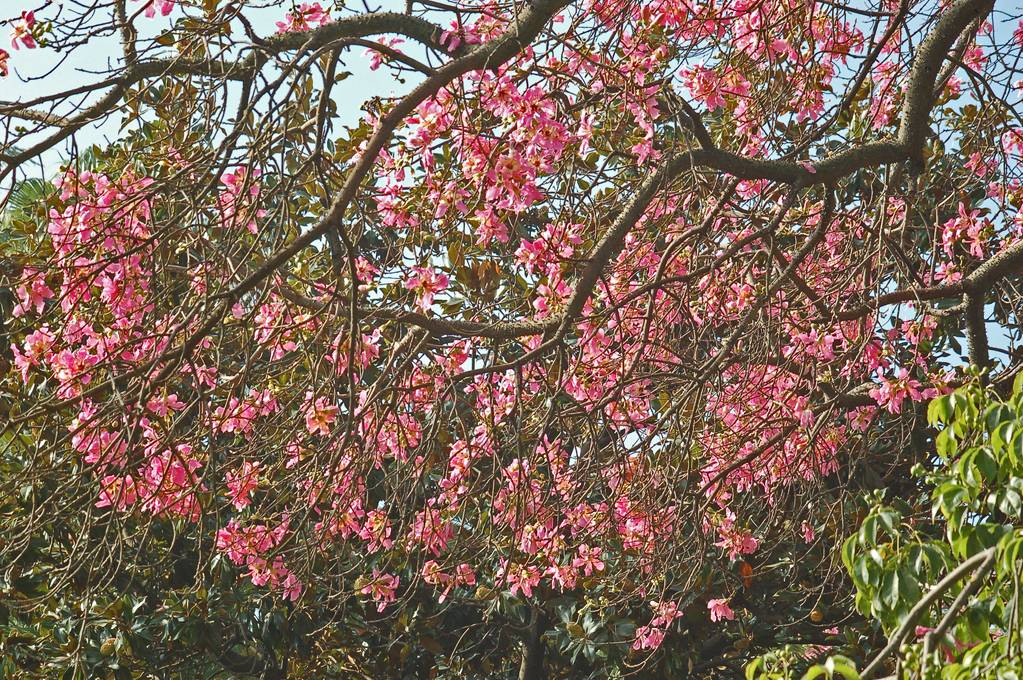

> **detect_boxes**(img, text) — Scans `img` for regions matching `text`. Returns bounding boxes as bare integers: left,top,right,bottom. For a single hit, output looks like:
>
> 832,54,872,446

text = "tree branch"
861,546,997,680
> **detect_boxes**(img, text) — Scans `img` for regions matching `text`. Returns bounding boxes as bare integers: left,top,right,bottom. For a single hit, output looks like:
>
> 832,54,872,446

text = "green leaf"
897,567,921,604
827,656,860,679
996,488,1022,518
985,404,1014,434
975,448,1000,483
842,535,858,575
965,604,989,642
859,514,878,546
965,523,1009,556
881,569,900,608
937,428,957,459
853,554,877,589
877,509,901,537
929,395,953,426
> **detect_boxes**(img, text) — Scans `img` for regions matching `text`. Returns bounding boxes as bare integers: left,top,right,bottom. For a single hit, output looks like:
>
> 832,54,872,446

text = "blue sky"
3,0,419,173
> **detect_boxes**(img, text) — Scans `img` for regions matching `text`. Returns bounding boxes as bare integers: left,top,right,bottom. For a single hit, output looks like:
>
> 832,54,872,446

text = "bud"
100,638,117,656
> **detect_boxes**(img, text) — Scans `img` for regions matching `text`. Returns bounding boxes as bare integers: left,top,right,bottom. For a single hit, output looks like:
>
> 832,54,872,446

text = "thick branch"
964,293,990,371
518,607,549,680
898,0,996,170
837,239,1023,321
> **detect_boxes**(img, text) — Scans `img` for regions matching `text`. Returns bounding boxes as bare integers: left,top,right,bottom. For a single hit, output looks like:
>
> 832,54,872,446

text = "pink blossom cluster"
216,519,302,601
274,3,330,34
633,600,683,651
218,167,265,235
97,444,206,523
359,570,399,612
422,560,476,602
135,0,175,19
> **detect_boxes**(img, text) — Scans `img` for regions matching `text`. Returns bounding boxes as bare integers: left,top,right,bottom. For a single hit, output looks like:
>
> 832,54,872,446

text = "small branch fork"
860,547,998,680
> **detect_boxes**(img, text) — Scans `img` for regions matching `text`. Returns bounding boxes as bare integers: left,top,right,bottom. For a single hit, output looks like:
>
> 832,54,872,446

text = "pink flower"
304,393,338,435
869,368,924,414
577,112,596,153
455,563,476,587
515,238,547,275
360,570,399,612
571,544,605,576
11,11,36,50
632,600,682,651
358,509,394,552
407,506,455,556
279,570,303,602
135,0,175,19
632,624,666,651
213,397,257,435
801,521,815,543
146,393,185,417
547,563,578,591
354,257,380,287
848,406,877,434
422,560,451,598
941,202,987,258
713,511,759,560
965,152,994,178
0,48,9,77
225,461,262,511
679,65,726,110
12,269,53,317
138,445,206,521
96,474,139,511
219,167,264,233
404,266,449,312
275,3,331,33
423,561,475,602
707,598,735,622
500,560,541,598
934,261,962,284
364,37,404,71
439,20,481,53
651,600,681,627
12,324,54,381
533,275,571,317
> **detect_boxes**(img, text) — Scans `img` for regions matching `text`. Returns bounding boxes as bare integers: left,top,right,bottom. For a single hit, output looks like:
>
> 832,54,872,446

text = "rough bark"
518,607,549,680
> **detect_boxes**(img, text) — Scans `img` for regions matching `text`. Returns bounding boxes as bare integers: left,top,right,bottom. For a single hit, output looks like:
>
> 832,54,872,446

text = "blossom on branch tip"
707,598,735,622
225,461,262,511
870,368,924,415
364,37,405,71
304,393,339,436
360,570,399,612
404,266,449,312
11,11,36,50
275,2,330,33
135,0,174,19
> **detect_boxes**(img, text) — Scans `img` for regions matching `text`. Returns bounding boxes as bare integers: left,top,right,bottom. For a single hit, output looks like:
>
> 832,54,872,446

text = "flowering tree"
2,0,1023,676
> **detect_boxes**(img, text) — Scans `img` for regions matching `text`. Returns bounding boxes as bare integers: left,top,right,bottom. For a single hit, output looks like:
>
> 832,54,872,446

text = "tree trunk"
518,607,548,680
